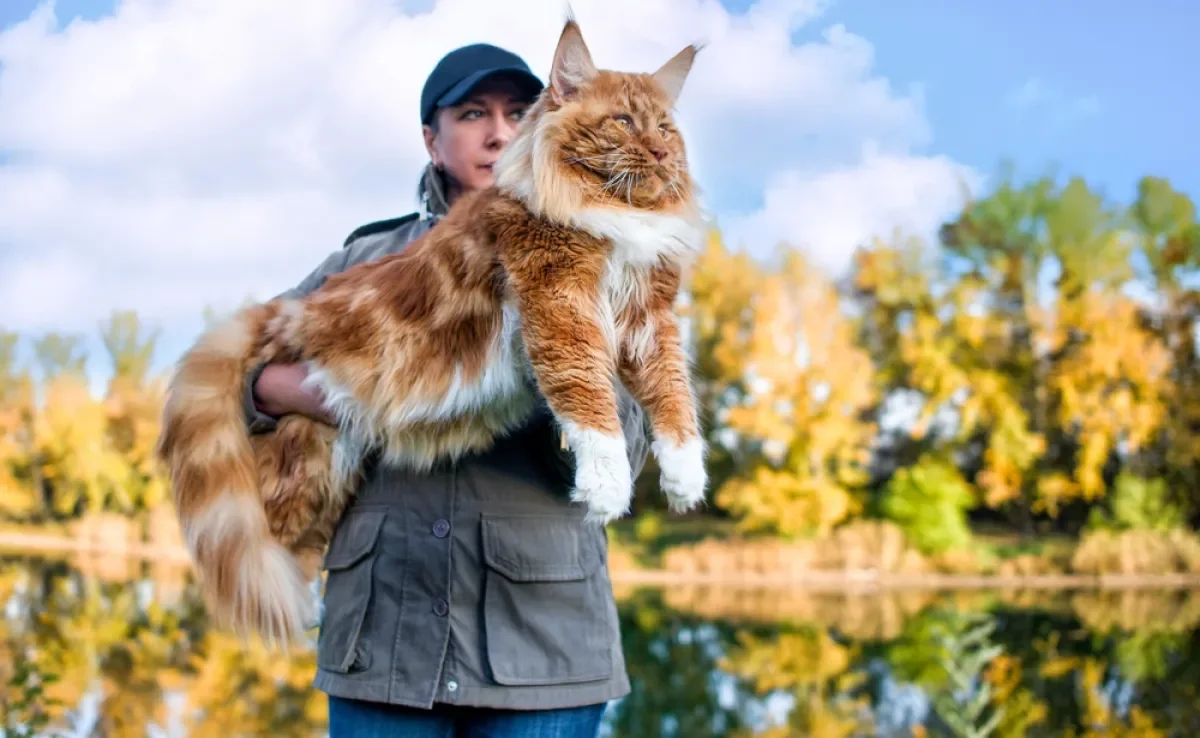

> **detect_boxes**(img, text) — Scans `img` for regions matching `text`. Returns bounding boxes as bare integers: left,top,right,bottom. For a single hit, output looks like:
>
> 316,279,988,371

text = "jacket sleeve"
242,246,353,434
619,387,651,480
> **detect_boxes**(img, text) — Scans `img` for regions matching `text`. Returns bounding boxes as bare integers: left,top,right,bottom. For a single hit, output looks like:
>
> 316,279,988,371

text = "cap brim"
435,67,544,110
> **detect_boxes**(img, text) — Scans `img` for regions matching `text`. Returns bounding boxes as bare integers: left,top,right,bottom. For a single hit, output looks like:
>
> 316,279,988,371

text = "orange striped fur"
156,19,708,647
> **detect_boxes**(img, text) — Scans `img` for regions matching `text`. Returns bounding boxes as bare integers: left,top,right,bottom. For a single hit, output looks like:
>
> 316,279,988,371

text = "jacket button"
433,598,449,616
433,519,451,538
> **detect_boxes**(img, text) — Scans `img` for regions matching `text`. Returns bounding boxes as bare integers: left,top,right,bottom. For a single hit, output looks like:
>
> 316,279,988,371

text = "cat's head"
494,19,701,223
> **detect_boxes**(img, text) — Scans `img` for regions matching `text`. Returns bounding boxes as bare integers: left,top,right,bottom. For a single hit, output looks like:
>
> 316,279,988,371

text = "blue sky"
2,0,108,28
801,0,1199,206
7,0,1192,208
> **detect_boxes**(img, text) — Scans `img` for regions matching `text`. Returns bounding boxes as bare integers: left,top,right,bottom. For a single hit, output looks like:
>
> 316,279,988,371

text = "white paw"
566,427,633,524
655,437,707,513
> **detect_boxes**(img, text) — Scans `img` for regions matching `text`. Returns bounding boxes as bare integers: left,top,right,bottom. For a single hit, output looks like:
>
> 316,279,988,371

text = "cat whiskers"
601,156,635,203
567,154,614,171
665,160,689,202
615,155,643,206
568,152,636,205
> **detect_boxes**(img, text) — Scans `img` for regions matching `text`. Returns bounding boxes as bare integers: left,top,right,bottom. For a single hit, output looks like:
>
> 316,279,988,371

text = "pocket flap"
322,510,387,571
482,514,599,582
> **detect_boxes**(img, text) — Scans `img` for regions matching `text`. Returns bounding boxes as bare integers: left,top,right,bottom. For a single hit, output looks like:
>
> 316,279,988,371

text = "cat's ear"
549,20,597,104
653,44,700,105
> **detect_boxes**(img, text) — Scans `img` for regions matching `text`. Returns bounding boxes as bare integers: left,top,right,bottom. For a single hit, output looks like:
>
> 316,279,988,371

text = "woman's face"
423,76,531,200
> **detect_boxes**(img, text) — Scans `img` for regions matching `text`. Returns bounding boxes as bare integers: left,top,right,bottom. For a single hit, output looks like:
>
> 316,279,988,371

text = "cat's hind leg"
299,306,536,473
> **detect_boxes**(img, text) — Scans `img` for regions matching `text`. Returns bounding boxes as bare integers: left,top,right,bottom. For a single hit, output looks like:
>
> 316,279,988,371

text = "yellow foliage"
720,629,874,737
708,247,877,537
1045,293,1171,502
103,372,170,512
985,653,1049,735
1065,659,1167,737
0,315,171,522
679,230,764,423
719,628,854,693
0,333,38,516
718,467,853,539
33,373,131,515
904,284,1047,508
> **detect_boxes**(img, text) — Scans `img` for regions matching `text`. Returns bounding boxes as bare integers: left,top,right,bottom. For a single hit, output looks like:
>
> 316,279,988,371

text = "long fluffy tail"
156,302,315,647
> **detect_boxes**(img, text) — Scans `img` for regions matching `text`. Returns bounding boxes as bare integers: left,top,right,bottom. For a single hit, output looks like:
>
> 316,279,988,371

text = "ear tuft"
653,43,701,105
549,16,598,104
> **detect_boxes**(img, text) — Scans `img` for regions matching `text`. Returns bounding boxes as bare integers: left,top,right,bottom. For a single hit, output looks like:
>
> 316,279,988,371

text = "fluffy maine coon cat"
156,19,709,646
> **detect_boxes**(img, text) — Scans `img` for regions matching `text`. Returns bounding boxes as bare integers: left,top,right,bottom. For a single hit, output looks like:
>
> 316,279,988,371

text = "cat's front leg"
561,416,634,524
516,296,633,524
619,307,707,513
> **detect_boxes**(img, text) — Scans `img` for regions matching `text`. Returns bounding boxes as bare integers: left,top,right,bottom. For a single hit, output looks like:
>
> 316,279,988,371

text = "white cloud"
0,0,974,378
721,143,979,276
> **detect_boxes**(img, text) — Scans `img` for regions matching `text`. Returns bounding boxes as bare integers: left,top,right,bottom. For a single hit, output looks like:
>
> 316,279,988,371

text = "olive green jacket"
242,164,646,710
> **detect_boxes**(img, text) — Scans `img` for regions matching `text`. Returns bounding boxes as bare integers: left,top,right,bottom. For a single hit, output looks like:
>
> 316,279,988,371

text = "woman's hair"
417,161,451,218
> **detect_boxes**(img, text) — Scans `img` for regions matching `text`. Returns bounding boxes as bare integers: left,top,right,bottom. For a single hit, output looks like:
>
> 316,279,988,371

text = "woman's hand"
253,362,337,426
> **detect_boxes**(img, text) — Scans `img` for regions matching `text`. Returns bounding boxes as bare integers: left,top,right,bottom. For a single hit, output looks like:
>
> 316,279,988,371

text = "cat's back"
311,190,514,318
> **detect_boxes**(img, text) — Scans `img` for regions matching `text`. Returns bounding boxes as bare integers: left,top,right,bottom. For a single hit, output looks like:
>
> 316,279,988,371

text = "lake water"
2,552,1197,737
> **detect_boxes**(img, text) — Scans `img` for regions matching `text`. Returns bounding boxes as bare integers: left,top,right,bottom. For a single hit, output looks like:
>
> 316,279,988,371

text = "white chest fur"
569,207,706,267
568,207,705,362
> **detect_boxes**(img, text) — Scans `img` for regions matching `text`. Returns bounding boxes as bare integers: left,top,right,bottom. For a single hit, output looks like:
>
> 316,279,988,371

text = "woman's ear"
423,122,441,168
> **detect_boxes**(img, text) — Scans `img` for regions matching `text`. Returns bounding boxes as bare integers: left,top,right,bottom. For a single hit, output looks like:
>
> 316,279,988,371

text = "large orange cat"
156,19,708,646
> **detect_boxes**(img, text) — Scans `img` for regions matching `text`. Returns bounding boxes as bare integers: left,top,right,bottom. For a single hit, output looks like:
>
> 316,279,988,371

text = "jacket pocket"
481,513,614,686
317,509,387,674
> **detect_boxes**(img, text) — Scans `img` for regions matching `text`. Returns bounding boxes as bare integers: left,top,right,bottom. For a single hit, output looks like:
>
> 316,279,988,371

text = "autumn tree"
701,245,877,538
1127,176,1200,521
99,311,169,513
0,314,169,522
0,331,38,517
854,169,1178,534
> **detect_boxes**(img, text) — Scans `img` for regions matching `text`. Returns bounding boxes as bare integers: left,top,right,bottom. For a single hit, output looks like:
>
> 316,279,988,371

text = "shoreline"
4,531,1200,591
609,568,1200,590
0,530,193,563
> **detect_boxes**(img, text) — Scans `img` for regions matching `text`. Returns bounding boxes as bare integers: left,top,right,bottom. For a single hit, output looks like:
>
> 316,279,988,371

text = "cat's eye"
658,123,671,136
613,115,633,130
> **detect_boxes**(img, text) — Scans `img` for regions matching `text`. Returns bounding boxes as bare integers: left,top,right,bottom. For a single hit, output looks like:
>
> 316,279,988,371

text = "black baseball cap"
420,43,544,124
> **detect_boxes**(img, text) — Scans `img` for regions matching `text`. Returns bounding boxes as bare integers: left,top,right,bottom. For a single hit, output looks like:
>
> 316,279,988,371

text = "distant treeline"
3,165,1199,561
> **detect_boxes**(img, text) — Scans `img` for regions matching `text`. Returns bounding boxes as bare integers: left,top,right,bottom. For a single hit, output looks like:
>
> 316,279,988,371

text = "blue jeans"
327,696,608,737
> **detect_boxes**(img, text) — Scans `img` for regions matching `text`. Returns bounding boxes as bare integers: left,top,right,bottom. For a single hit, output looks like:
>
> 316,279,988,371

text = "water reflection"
3,554,1199,736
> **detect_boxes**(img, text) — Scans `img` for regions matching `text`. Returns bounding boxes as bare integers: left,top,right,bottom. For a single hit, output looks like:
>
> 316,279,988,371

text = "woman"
244,42,649,737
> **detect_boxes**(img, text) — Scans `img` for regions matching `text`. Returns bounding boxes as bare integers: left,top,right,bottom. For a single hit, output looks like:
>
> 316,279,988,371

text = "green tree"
880,455,976,555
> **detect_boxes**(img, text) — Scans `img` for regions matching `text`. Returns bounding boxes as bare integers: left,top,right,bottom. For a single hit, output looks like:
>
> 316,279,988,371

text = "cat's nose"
650,148,667,162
